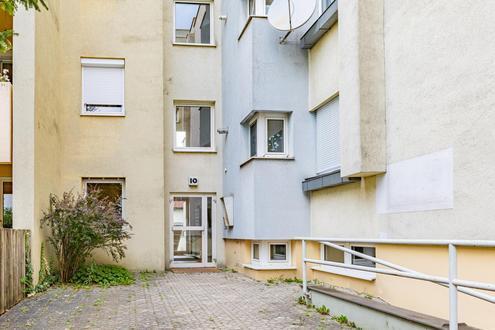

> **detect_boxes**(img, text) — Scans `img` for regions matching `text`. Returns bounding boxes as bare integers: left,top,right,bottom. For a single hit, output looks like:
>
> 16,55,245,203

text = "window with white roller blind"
316,96,339,174
81,58,125,116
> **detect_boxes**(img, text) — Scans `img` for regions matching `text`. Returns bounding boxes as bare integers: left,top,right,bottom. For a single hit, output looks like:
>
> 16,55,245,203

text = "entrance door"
170,196,215,268
0,178,12,228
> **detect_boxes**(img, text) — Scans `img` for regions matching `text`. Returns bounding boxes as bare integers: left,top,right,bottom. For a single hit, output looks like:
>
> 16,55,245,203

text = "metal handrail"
299,238,495,330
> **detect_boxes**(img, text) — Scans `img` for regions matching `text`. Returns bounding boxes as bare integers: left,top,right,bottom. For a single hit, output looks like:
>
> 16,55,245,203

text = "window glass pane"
265,0,273,14
86,182,123,215
2,182,12,228
176,106,212,148
82,64,124,115
351,246,376,268
323,245,344,263
250,121,257,157
173,197,203,227
175,3,211,44
253,243,260,260
248,0,256,16
173,229,202,263
207,197,212,263
267,119,284,153
270,244,287,261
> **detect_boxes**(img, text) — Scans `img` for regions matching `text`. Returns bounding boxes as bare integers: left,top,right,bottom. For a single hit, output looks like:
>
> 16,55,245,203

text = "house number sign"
189,177,199,187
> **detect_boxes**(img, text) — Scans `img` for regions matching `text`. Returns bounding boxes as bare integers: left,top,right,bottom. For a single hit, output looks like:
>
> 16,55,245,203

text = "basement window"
246,241,294,270
81,58,125,116
315,244,376,281
83,178,125,217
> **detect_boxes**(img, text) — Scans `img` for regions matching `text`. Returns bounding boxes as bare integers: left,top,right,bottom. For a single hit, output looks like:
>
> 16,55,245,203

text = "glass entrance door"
170,196,214,267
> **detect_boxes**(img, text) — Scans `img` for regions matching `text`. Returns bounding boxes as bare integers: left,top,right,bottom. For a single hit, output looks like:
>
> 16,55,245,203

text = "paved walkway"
0,272,343,329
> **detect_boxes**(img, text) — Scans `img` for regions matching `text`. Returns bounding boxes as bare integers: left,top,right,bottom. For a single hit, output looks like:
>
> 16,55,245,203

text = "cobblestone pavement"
0,272,343,330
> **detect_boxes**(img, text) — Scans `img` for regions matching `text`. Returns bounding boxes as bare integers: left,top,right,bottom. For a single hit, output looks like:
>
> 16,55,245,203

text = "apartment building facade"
7,0,223,278
3,0,495,328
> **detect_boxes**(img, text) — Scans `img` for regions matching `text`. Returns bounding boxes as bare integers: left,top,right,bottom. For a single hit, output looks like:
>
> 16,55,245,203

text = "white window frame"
316,243,376,281
252,242,260,261
265,117,288,157
80,58,125,117
173,103,215,152
247,0,272,17
82,178,126,218
249,120,257,157
268,242,289,263
173,0,215,46
169,194,217,268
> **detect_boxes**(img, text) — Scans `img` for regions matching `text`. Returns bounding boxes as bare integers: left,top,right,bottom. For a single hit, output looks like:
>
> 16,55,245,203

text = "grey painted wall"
221,0,315,239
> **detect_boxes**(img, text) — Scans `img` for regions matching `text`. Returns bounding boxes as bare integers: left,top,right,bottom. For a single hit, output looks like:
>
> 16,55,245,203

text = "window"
318,243,376,281
316,96,339,174
174,2,213,45
81,58,125,116
252,243,260,260
175,105,213,150
0,178,12,229
83,178,125,216
250,121,257,157
352,246,376,268
247,0,272,16
172,197,203,227
244,112,290,159
266,119,285,154
269,243,287,261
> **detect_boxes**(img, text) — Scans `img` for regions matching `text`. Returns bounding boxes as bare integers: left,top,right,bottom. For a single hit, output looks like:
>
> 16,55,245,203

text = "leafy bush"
71,264,134,287
41,190,132,283
2,207,12,228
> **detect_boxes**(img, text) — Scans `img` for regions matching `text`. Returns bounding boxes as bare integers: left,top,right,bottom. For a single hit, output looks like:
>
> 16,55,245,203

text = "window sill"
240,156,295,168
302,170,360,192
243,263,297,271
238,16,267,41
312,265,376,281
172,42,216,48
80,113,126,117
173,148,217,154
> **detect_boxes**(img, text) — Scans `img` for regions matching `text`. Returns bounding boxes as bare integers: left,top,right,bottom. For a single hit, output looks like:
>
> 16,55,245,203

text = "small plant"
284,277,303,284
297,295,307,305
331,314,360,328
316,305,330,315
71,263,134,287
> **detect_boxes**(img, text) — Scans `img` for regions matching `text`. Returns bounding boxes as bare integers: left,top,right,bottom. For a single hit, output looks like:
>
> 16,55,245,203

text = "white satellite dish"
268,0,316,31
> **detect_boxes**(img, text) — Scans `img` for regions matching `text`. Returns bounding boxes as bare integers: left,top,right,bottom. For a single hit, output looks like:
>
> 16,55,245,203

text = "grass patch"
71,264,134,287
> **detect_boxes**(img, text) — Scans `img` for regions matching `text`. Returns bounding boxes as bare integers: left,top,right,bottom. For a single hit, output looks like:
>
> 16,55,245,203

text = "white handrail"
300,238,495,330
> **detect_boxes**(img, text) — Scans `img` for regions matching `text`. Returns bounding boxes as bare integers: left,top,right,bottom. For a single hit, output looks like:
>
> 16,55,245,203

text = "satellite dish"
268,0,316,31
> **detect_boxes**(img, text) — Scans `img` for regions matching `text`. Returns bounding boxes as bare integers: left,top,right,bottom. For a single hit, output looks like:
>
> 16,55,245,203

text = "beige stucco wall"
163,0,224,267
308,22,339,111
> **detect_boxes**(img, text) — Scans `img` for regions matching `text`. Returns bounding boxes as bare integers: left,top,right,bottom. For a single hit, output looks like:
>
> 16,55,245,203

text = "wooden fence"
0,229,27,315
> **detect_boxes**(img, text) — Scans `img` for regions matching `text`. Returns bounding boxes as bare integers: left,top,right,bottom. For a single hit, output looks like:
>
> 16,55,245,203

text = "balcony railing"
0,82,12,163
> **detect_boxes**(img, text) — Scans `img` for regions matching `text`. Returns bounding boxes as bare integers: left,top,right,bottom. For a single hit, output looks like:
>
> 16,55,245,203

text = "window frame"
249,120,258,157
265,117,288,157
173,0,215,46
268,242,289,263
82,178,126,218
173,103,216,152
80,58,125,117
252,242,260,261
246,0,272,17
318,243,376,281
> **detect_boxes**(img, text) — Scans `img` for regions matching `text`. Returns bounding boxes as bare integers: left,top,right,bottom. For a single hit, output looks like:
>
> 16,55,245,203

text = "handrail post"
302,239,308,294
449,244,458,330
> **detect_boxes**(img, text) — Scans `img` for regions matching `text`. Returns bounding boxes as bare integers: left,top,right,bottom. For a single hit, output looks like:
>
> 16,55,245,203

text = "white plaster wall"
311,0,495,240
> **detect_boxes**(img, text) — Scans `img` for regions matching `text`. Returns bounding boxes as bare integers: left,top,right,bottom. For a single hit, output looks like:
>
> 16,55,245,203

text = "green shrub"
71,264,134,287
41,191,132,283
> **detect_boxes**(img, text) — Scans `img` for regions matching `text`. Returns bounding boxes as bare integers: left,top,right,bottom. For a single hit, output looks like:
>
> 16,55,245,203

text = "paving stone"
0,272,342,330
